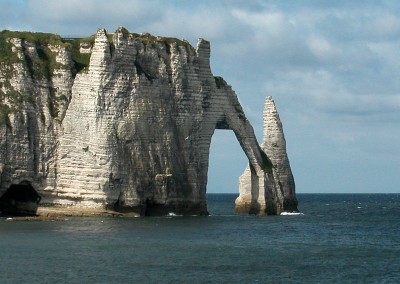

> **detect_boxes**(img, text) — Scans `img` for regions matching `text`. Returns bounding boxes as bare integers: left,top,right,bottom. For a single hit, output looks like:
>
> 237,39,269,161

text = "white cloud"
24,0,165,35
27,0,162,21
231,9,288,34
230,8,298,49
307,35,340,61
367,13,400,38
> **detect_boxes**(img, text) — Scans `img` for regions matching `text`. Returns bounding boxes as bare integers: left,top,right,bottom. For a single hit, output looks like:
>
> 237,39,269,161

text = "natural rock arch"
0,27,297,216
53,29,278,216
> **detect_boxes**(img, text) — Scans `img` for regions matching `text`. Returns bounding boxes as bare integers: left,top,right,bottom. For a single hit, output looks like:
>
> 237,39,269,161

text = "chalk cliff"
0,27,297,216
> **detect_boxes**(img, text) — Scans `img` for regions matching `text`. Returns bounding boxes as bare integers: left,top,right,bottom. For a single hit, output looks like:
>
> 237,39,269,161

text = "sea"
0,193,399,284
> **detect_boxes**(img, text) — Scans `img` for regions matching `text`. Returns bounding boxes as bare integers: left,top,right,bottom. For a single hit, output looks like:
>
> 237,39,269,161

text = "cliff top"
0,27,203,126
0,27,194,70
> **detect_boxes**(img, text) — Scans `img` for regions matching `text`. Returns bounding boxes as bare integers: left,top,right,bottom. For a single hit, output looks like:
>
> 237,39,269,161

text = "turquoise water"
0,194,399,283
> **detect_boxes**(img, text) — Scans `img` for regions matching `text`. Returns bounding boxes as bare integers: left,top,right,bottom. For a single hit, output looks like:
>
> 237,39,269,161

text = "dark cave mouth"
0,182,41,216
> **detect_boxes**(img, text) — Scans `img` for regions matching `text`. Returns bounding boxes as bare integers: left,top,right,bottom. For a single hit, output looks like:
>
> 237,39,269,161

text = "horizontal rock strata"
0,27,297,216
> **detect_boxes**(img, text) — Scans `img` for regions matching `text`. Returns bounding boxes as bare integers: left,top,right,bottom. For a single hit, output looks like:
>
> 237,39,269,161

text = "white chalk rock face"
0,27,297,216
237,96,298,214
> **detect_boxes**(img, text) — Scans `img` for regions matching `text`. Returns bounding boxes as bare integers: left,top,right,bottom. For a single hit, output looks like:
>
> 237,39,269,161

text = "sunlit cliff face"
0,27,296,216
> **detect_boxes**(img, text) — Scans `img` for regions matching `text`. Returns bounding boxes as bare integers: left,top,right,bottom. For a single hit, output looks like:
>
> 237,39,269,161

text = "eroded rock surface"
0,27,297,216
237,96,298,214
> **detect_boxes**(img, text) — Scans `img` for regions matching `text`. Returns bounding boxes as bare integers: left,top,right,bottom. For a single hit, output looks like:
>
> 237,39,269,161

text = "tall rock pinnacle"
236,96,298,214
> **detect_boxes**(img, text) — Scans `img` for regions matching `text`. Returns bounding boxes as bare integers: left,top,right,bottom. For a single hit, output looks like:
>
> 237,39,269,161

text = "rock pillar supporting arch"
204,78,281,215
237,96,298,214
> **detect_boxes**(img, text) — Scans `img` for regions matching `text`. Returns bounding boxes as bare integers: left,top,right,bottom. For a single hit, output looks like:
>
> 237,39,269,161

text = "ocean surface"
0,193,399,283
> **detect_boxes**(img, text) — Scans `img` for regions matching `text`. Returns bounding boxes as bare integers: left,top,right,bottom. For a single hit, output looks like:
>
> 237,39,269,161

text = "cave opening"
0,181,41,216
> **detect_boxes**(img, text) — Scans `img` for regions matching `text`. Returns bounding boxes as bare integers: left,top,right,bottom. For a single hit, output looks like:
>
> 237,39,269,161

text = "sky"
1,0,399,194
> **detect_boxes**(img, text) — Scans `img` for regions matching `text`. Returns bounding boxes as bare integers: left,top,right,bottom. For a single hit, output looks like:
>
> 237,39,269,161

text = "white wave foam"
166,212,183,217
280,212,304,216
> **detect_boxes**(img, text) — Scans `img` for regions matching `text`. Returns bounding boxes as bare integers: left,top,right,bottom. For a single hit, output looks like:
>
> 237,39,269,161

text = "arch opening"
206,130,248,215
0,181,41,216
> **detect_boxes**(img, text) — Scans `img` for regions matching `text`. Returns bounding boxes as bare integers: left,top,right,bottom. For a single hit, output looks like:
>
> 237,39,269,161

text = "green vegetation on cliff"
0,30,69,79
0,32,19,64
0,87,25,127
114,27,193,52
0,28,194,77
0,28,195,126
0,30,95,76
0,30,77,126
0,30,67,48
66,36,95,72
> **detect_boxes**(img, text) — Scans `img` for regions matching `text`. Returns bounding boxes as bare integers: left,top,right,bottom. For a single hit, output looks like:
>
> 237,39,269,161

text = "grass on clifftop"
0,30,70,80
0,30,78,126
66,36,95,72
115,27,193,51
0,30,69,65
0,30,95,75
0,32,19,64
0,30,67,46
0,29,194,76
0,29,194,127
